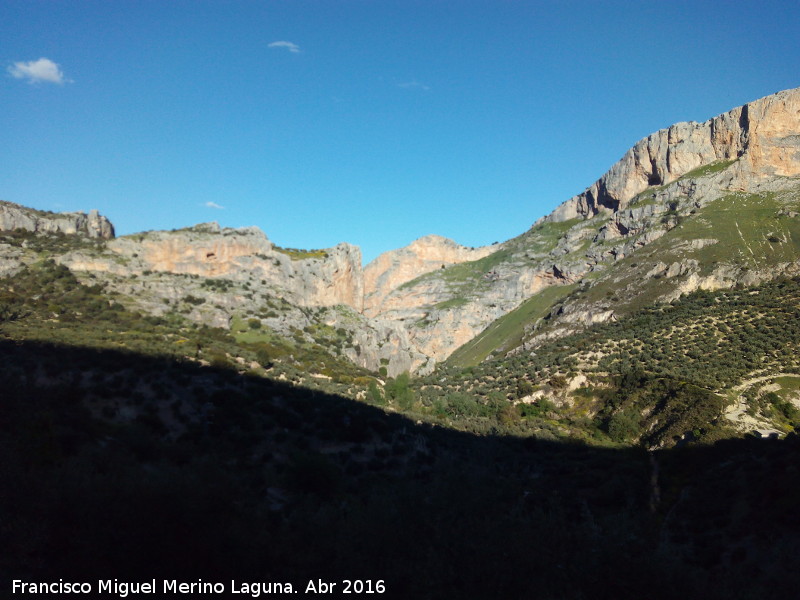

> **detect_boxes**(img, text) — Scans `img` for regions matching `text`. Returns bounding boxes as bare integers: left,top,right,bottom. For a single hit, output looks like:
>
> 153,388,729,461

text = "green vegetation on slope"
675,191,800,272
678,158,738,181
273,246,330,260
414,277,800,447
448,283,578,367
397,218,583,300
529,189,800,340
0,259,374,396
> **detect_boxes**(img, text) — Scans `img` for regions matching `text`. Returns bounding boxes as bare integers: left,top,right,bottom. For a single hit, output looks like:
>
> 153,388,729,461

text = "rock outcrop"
0,201,115,239
4,86,800,375
64,222,365,311
544,87,800,223
363,235,497,317
365,87,800,365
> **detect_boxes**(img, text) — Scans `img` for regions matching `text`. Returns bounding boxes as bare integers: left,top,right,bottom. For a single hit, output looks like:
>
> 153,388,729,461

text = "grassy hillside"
416,276,800,447
447,283,578,367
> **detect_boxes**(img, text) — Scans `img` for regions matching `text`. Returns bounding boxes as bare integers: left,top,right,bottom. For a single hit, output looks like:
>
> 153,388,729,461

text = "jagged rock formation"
544,87,800,223
3,86,800,375
367,87,800,366
0,200,114,239
363,235,498,317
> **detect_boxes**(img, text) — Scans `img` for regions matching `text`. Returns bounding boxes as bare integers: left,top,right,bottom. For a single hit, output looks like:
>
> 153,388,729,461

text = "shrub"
607,409,641,443
386,372,413,410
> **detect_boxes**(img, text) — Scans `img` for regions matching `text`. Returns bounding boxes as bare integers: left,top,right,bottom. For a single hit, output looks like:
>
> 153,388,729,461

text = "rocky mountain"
0,207,431,376
2,87,799,381
391,86,800,365
0,200,114,239
547,86,800,222
0,201,506,375
5,88,800,600
363,234,498,317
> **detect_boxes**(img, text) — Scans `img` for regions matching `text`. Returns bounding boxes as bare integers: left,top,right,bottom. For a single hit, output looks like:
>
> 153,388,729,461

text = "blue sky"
2,1,799,264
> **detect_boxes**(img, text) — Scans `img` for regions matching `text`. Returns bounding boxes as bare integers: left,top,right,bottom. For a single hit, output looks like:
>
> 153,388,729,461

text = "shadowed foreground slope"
2,340,800,599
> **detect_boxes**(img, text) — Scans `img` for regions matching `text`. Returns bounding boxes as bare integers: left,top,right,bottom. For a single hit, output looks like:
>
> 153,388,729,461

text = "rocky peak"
543,86,800,223
0,200,115,239
363,234,498,317
111,225,274,277
61,223,365,312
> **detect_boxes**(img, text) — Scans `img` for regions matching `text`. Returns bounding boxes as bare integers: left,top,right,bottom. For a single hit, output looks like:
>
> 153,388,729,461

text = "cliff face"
368,87,800,366
4,86,800,375
363,235,497,317
64,223,365,311
0,201,115,239
545,87,800,222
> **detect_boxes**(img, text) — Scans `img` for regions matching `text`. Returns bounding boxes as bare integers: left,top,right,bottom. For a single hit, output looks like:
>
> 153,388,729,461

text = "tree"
386,372,414,411
367,381,385,406
607,409,641,443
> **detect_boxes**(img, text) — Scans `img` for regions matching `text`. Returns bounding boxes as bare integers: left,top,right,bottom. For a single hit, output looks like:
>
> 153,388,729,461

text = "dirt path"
733,372,800,391
723,372,800,436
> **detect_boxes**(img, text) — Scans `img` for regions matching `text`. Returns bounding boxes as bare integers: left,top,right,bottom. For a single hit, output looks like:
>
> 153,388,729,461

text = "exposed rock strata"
543,87,800,223
4,87,800,374
0,200,114,239
366,87,800,365
363,235,497,317
63,223,364,311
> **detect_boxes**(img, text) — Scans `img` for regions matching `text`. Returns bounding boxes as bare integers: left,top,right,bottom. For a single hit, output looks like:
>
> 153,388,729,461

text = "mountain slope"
2,87,800,381
421,86,800,365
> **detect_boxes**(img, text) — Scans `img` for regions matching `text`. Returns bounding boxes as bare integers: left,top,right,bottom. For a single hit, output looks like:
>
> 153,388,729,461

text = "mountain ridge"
543,86,800,223
2,86,799,375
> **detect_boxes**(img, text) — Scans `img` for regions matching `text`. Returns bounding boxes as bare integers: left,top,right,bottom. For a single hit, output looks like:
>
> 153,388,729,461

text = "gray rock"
0,201,114,239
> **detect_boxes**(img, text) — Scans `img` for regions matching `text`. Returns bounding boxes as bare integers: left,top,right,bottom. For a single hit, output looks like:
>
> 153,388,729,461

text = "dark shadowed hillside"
4,86,800,599
2,339,800,599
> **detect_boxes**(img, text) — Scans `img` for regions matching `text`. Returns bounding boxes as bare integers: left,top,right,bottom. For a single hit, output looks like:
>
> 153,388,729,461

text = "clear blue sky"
2,1,799,263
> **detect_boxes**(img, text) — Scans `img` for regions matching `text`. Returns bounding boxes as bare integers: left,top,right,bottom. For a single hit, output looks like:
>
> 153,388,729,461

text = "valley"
3,86,800,598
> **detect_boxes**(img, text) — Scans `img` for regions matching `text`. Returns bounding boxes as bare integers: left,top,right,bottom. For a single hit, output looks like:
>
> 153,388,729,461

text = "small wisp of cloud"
268,41,301,53
204,201,225,210
397,80,430,91
8,58,71,84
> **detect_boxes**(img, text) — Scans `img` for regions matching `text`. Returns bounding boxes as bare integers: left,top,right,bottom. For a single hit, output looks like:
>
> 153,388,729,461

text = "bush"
386,372,413,410
608,409,641,443
516,379,534,398
207,352,229,369
367,381,384,406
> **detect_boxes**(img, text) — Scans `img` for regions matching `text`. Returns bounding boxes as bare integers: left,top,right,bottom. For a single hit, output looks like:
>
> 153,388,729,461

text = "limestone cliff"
0,200,114,239
544,87,800,223
363,235,497,317
372,87,800,366
63,223,364,311
4,86,800,375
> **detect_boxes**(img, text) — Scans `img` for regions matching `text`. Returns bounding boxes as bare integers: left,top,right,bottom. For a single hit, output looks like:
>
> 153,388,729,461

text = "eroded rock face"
6,87,800,375
363,235,498,317
366,88,800,366
545,87,800,222
64,223,365,311
0,201,115,239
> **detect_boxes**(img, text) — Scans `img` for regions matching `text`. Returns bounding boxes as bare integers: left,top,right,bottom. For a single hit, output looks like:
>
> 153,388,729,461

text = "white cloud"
268,40,301,53
8,58,70,84
204,202,225,210
398,80,430,91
